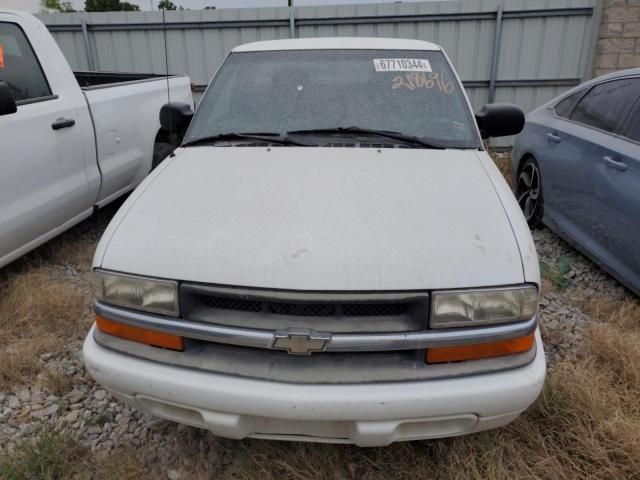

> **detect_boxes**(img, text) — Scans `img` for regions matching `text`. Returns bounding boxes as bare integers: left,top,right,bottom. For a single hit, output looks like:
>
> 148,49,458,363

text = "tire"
515,157,544,229
152,141,175,170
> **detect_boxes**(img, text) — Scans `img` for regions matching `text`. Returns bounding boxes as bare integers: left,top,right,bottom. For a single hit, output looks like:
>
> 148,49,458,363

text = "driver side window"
0,22,51,102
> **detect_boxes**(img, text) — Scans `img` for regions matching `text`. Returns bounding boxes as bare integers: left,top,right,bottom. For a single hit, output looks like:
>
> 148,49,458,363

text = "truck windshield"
185,49,481,148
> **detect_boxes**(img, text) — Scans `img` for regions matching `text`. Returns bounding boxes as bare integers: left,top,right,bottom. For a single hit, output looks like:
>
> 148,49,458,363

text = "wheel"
516,157,544,229
152,141,175,171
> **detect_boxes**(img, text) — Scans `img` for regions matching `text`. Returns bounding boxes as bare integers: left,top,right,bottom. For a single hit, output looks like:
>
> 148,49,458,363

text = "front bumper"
83,326,545,446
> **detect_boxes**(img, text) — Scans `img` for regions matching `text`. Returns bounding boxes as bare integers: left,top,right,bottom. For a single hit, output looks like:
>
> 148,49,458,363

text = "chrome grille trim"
180,284,426,303
94,301,537,353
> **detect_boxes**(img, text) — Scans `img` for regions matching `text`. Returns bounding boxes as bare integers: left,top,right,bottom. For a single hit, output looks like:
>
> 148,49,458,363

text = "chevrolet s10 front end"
83,37,545,446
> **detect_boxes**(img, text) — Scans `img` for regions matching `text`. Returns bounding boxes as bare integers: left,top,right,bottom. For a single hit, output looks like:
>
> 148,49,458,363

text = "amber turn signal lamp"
426,333,534,364
95,315,184,351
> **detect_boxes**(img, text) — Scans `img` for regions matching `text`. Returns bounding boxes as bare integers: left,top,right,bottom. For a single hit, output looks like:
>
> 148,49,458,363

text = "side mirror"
160,102,194,137
475,103,524,139
0,82,17,116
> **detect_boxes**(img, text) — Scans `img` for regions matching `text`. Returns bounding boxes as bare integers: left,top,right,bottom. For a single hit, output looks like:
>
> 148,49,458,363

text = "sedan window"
622,104,640,142
554,90,585,119
570,78,640,134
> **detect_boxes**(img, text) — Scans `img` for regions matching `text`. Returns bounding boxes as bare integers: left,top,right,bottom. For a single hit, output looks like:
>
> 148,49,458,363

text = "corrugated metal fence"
38,0,602,145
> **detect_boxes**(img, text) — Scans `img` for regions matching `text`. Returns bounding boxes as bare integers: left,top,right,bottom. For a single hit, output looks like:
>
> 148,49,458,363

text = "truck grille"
180,284,428,334
201,296,262,313
343,303,408,316
199,295,409,318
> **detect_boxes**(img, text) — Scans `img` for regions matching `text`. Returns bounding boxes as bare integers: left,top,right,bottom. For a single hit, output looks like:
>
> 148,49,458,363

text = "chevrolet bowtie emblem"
273,329,331,355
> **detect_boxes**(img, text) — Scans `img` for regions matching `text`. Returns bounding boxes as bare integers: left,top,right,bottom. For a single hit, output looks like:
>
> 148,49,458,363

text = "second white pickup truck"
0,10,193,268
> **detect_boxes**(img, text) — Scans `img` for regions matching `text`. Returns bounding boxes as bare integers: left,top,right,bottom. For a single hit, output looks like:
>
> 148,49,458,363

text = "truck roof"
232,37,442,53
0,10,30,17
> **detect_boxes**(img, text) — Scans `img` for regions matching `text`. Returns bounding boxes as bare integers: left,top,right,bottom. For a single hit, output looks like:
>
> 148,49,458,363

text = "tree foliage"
42,0,76,12
84,0,141,11
157,0,177,9
121,2,140,10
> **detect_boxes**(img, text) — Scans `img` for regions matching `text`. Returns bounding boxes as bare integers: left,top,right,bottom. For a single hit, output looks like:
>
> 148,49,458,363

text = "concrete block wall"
594,0,640,76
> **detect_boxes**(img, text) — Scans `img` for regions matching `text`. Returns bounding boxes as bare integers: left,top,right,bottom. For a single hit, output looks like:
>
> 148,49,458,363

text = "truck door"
0,17,96,266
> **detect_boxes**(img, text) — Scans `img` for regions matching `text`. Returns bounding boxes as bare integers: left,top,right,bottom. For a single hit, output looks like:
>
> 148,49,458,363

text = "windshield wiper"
287,127,447,149
182,132,315,148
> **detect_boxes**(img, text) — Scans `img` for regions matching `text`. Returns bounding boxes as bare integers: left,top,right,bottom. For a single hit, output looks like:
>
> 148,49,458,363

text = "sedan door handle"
603,156,628,172
51,117,75,130
546,133,562,143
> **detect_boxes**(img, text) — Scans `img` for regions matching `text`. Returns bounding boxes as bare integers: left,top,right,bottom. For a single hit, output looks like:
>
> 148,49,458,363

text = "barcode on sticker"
373,58,432,72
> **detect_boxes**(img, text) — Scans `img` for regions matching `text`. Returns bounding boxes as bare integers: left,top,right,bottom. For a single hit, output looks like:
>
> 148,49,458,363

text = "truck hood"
97,147,524,290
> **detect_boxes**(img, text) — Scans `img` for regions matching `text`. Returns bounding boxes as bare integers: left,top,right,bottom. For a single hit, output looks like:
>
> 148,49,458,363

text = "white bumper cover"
83,327,545,446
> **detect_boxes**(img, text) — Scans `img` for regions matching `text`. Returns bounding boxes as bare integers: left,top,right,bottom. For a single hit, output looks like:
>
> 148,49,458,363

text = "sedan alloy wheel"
516,159,543,228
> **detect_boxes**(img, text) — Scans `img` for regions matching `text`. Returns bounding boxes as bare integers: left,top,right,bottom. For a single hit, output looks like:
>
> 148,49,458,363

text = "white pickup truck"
0,10,193,268
84,38,545,446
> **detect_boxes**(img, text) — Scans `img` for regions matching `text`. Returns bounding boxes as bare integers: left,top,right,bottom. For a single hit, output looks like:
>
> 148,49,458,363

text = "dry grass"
43,367,75,397
0,429,146,480
35,231,97,274
89,448,148,480
0,203,116,390
0,267,92,390
0,429,88,480
489,150,514,187
583,296,640,332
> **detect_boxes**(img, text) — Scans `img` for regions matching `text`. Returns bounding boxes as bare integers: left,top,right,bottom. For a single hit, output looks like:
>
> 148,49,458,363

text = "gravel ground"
532,228,627,363
0,215,635,478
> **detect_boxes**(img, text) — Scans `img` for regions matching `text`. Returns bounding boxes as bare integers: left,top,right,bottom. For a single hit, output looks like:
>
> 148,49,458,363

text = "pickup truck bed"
77,72,192,207
74,71,177,89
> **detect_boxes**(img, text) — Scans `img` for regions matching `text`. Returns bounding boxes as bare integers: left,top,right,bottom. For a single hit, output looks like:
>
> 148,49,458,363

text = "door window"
0,22,51,102
570,78,640,134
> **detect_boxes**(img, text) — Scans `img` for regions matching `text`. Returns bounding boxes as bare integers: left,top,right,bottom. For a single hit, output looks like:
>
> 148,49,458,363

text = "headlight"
430,285,538,328
94,271,179,317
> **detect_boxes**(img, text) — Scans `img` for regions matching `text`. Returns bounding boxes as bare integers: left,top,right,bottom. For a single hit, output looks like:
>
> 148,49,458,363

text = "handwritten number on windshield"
392,72,454,94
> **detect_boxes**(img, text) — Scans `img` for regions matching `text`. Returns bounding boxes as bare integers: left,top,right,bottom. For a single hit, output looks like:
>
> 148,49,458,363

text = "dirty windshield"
185,49,481,148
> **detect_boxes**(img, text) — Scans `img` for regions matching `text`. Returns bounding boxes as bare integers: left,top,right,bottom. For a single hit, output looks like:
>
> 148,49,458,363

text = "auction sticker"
373,58,432,72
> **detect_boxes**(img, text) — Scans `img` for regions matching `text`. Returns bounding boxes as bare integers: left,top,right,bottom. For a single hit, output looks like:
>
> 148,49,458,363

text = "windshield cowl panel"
185,49,482,150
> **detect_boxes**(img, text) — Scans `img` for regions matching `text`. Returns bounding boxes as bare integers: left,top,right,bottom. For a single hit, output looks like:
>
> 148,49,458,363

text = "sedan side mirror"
475,103,524,139
160,102,194,140
0,82,17,116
